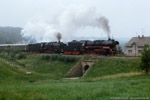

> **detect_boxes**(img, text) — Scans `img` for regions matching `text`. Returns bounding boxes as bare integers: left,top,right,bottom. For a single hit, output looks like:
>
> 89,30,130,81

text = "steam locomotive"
0,39,119,55
26,39,119,55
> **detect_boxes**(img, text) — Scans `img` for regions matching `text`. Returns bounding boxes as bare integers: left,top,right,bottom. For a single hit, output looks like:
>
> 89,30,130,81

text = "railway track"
63,55,139,59
39,53,139,59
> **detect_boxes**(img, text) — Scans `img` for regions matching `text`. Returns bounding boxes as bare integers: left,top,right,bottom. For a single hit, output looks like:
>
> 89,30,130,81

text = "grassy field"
0,53,150,100
0,75,150,100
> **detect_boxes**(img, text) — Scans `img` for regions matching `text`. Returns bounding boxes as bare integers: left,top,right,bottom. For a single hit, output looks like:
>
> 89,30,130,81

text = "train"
0,39,119,56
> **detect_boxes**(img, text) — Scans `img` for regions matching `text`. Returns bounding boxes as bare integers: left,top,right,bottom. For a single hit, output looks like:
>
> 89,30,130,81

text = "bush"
17,53,27,59
41,55,50,60
65,57,76,63
10,53,16,59
41,55,77,63
140,44,150,74
51,55,58,61
57,55,66,62
8,48,21,59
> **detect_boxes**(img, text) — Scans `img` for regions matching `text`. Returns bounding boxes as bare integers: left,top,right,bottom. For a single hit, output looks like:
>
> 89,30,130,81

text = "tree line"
0,27,23,44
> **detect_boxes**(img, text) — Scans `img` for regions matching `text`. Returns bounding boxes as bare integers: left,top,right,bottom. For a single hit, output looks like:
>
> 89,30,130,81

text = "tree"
118,45,124,55
140,44,150,74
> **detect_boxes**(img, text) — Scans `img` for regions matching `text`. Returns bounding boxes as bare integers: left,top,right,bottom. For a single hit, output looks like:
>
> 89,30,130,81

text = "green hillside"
0,64,150,100
0,54,79,82
0,53,150,100
17,54,79,79
85,58,141,78
0,60,33,84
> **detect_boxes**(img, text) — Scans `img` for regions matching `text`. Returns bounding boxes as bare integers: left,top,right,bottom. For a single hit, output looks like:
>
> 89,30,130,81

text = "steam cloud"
21,6,111,43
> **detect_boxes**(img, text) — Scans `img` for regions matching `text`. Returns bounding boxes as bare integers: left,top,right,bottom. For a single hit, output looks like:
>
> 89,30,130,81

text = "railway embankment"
0,52,141,80
0,53,149,100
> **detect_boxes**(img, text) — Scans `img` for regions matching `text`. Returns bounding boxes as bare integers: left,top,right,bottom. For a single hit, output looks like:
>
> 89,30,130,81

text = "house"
126,35,150,56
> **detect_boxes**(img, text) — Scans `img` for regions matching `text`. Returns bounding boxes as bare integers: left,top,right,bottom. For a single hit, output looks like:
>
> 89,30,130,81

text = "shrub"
51,55,58,61
41,55,77,63
140,44,150,74
10,53,16,59
57,55,66,62
17,53,27,59
65,57,76,63
41,55,50,60
8,48,21,59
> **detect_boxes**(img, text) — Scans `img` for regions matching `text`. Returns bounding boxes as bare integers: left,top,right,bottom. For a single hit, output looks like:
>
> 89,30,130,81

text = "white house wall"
126,45,143,56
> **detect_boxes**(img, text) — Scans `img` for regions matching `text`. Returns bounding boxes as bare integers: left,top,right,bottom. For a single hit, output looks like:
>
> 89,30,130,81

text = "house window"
138,50,142,54
128,50,132,53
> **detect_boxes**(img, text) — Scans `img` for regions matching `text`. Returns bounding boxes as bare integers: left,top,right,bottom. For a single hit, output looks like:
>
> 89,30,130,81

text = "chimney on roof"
138,35,144,39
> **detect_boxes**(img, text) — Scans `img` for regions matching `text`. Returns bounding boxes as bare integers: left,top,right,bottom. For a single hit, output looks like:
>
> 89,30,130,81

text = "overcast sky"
0,0,150,40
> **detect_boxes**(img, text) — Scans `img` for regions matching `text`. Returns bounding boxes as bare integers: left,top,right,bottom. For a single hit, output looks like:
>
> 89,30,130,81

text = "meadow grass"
0,75,150,100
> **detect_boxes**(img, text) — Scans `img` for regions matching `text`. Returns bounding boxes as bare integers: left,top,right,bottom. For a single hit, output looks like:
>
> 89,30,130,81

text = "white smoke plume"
21,6,111,43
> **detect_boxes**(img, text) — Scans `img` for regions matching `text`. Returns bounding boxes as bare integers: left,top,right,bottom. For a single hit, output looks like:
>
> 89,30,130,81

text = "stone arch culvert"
65,60,96,77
